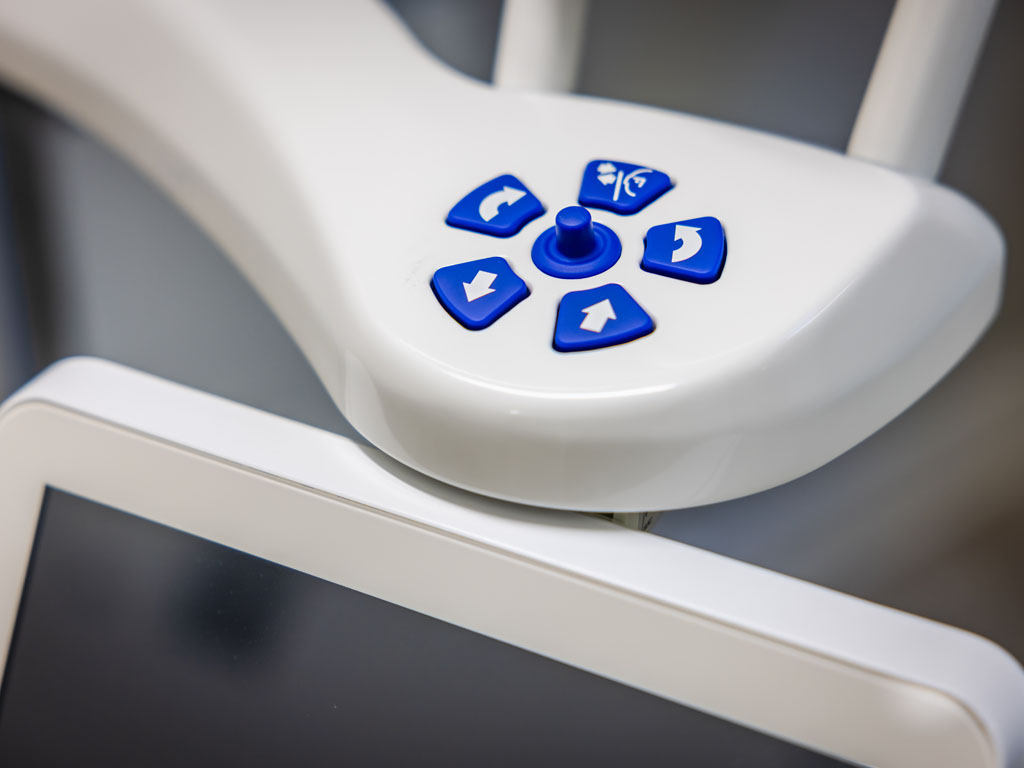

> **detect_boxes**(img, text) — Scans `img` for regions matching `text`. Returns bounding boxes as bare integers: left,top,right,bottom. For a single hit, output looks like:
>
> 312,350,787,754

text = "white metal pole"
847,0,998,179
492,0,589,92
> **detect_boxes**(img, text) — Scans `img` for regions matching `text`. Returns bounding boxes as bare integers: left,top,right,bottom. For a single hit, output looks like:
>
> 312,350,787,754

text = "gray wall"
0,0,1022,662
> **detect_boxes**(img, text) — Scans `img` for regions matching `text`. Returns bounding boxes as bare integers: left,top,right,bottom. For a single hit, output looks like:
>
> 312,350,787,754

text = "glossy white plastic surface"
0,0,1004,511
1,358,1023,767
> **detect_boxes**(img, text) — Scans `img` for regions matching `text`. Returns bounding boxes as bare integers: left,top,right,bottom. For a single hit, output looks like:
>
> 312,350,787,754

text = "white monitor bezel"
0,358,1021,768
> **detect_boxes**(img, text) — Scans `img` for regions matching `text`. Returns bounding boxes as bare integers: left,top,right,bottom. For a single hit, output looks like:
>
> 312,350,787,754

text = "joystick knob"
531,206,622,279
554,206,597,258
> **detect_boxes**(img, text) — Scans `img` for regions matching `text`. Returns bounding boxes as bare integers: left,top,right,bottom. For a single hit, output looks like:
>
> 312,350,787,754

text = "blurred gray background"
0,0,1021,664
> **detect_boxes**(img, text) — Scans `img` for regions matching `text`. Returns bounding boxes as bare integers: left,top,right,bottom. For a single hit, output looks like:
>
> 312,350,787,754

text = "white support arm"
847,0,998,178
493,0,589,92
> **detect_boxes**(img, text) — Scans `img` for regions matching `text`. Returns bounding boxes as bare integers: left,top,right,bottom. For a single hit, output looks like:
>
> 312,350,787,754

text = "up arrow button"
579,299,616,333
554,284,653,352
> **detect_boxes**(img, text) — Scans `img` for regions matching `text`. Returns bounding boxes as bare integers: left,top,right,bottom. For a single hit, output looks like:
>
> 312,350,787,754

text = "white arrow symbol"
478,186,527,221
463,270,497,302
670,224,703,262
580,299,616,333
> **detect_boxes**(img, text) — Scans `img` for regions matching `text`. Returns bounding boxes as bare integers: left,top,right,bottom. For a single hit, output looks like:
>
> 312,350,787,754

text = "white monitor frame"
1,357,1022,768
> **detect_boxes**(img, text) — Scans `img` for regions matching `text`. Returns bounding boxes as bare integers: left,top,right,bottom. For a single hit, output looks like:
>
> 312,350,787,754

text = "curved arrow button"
640,217,725,284
446,175,544,237
671,224,702,262
478,186,527,222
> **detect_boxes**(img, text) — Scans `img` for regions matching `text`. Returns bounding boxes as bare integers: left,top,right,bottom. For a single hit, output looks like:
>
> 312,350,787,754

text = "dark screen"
0,488,849,767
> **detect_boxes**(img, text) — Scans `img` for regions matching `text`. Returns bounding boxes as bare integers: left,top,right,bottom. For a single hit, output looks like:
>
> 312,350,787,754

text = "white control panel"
0,0,1003,511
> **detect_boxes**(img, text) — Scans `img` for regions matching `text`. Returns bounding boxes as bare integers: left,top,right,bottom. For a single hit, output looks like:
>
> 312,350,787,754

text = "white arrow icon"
478,186,527,221
670,224,703,262
580,299,616,333
463,270,497,302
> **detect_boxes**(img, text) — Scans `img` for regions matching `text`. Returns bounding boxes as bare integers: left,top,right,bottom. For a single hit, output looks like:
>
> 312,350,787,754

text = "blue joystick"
532,206,622,279
555,206,597,258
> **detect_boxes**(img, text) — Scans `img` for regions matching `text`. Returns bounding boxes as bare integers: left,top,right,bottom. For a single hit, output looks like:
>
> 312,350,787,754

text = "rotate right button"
641,216,726,284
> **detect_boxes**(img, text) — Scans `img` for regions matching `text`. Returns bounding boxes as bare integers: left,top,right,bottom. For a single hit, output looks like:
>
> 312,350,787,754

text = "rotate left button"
432,257,530,330
446,174,545,237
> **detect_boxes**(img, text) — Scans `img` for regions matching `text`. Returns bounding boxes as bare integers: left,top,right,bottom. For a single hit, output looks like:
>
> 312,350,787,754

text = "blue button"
432,257,530,330
641,217,726,284
553,284,654,352
578,160,672,215
532,206,622,279
446,175,545,237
